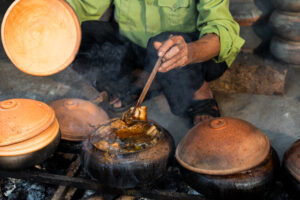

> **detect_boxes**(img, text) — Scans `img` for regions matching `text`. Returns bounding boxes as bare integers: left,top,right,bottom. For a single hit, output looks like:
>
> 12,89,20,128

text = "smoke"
72,41,138,101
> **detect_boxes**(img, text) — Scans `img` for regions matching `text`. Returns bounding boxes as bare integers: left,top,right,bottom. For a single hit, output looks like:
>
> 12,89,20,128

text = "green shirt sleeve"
66,0,112,23
197,0,245,67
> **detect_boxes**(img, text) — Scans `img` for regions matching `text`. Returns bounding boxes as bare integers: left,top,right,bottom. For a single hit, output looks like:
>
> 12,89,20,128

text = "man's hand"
154,35,190,73
154,34,220,73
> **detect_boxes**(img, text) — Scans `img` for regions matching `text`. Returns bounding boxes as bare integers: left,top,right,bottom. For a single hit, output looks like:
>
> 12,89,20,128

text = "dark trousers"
72,21,227,117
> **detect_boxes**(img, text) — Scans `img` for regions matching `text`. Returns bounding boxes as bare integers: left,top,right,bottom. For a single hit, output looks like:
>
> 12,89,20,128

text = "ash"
0,162,299,200
0,178,56,200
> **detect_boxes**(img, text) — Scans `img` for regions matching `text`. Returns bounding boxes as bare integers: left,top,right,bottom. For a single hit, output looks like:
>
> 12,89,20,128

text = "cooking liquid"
90,119,162,154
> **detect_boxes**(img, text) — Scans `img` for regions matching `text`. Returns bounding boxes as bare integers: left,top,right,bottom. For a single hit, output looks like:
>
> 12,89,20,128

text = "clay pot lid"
0,119,59,156
1,0,81,76
50,98,109,141
0,99,55,146
176,117,270,175
284,139,300,181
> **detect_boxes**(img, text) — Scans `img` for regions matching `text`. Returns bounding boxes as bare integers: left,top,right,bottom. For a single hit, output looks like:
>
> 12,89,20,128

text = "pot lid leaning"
0,99,55,146
1,0,81,76
176,117,270,175
0,119,59,156
284,139,300,182
50,98,109,141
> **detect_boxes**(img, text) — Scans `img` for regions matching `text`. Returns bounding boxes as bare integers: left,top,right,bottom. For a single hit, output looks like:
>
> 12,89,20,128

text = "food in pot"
91,106,161,154
122,106,147,124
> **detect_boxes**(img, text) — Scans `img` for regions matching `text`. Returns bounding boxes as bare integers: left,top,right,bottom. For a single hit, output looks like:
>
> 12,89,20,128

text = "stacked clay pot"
282,139,300,194
269,0,300,65
0,99,60,170
50,98,109,142
176,117,279,199
230,0,274,52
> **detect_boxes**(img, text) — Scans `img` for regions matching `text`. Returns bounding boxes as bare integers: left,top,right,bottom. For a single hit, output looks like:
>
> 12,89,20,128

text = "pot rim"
0,99,56,146
89,118,164,155
175,145,271,175
0,119,60,156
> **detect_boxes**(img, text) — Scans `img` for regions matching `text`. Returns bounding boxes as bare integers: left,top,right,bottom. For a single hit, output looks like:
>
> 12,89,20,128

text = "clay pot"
269,10,300,42
230,0,273,26
1,0,81,76
176,117,279,199
50,98,109,142
271,0,300,12
270,36,300,65
282,139,300,194
81,120,175,189
0,99,60,170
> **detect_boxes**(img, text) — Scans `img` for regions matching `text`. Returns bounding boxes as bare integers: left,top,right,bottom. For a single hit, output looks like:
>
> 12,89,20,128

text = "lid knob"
210,118,226,129
64,99,78,109
0,100,17,109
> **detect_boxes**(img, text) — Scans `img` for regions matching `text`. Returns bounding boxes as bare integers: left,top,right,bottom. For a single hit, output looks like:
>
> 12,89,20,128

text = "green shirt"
66,0,244,66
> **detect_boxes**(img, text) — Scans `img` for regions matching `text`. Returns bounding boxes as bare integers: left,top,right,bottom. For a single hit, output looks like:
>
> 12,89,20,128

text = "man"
66,0,244,125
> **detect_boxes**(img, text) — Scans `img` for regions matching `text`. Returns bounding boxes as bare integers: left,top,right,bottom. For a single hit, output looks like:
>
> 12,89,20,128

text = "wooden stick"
131,56,162,114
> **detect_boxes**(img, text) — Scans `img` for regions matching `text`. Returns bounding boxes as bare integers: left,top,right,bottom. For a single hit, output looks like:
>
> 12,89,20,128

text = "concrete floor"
0,1,299,162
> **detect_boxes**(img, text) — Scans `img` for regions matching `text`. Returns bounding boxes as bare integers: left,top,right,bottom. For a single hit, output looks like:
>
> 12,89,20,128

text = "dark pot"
271,0,300,12
81,122,175,189
270,36,300,65
180,147,279,199
282,139,300,194
0,131,61,170
269,10,300,42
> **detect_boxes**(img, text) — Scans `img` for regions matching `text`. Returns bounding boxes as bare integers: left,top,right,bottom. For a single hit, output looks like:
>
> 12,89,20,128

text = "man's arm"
66,0,112,23
154,33,220,73
155,0,244,73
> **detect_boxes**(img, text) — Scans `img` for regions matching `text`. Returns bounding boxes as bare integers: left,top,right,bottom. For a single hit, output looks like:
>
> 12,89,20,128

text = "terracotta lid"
0,99,55,146
50,99,109,141
176,117,270,175
0,119,59,156
1,0,81,76
284,139,300,182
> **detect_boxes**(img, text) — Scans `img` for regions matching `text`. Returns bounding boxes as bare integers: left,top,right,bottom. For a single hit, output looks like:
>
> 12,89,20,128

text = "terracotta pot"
282,139,300,194
81,120,175,189
176,117,279,199
271,0,300,12
1,0,81,76
230,0,273,26
270,36,300,65
50,98,109,142
0,99,61,170
179,147,279,199
0,99,55,146
269,10,300,42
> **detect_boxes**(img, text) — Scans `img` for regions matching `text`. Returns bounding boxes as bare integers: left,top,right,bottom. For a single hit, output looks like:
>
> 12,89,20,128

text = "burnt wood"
0,170,207,200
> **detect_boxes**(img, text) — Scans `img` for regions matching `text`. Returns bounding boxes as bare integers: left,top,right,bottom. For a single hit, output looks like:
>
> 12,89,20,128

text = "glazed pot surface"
176,117,270,175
